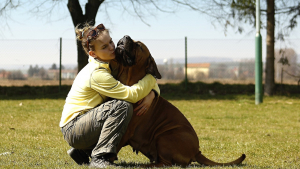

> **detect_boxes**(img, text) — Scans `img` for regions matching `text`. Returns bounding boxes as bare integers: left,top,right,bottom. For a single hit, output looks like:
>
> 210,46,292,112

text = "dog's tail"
195,152,246,166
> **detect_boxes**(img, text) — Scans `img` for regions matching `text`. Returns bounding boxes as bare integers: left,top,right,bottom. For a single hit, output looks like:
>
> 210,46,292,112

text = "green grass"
0,95,300,168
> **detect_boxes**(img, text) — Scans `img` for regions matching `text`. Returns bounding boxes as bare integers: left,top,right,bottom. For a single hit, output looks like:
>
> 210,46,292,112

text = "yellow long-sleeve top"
59,56,160,127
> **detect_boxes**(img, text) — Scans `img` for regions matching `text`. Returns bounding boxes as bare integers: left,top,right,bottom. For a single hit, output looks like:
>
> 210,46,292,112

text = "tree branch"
67,0,84,26
85,0,104,25
149,0,175,13
129,0,151,26
0,0,21,16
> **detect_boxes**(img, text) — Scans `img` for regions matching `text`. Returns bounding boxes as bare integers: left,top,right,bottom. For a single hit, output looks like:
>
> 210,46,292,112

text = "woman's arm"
134,81,160,115
90,69,157,103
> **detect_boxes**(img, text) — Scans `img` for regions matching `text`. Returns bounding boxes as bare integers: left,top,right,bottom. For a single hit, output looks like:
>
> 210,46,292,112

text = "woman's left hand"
134,91,155,116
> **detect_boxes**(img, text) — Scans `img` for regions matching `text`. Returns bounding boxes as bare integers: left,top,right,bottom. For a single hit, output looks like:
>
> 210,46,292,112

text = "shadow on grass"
116,161,146,168
0,93,68,100
160,81,300,100
1,81,300,100
188,163,248,168
0,85,70,100
117,161,248,168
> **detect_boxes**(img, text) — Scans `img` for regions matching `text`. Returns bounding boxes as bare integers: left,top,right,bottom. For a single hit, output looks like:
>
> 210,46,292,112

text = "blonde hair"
75,23,109,55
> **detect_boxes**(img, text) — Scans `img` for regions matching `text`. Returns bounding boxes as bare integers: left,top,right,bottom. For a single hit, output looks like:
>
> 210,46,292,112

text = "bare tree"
7,70,26,80
275,48,297,82
185,0,300,95
0,0,20,17
0,0,21,32
5,0,299,95
20,0,201,72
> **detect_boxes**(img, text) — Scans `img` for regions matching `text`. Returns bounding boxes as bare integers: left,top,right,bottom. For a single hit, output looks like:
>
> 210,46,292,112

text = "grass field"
0,94,299,168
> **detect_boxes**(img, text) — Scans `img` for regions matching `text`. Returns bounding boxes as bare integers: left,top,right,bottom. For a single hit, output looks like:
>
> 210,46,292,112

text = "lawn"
0,94,299,168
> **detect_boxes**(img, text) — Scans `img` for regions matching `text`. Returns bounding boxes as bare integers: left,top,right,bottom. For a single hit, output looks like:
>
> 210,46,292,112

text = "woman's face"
90,31,115,62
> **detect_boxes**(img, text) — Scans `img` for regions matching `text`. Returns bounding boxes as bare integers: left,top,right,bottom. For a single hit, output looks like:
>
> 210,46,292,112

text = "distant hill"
154,56,235,65
0,57,242,71
0,64,77,71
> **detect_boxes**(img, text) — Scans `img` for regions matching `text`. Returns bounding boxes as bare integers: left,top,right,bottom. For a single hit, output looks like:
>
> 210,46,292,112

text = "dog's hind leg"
152,129,199,167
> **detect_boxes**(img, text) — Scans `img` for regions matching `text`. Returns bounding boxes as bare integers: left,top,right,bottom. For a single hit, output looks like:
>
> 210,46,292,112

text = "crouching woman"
59,23,159,168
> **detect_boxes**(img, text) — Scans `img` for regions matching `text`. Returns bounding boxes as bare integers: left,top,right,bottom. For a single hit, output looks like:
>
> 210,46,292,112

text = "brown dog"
110,35,246,167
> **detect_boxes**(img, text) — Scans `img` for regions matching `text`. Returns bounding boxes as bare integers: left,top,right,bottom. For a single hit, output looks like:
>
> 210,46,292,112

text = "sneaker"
67,148,90,165
89,157,116,168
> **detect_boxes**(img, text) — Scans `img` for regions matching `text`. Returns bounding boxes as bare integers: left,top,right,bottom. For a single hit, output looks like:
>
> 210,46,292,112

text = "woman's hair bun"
75,27,84,41
75,23,92,41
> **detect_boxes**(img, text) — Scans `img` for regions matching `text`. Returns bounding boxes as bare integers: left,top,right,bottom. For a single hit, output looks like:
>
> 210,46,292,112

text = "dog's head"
114,35,161,85
114,35,136,67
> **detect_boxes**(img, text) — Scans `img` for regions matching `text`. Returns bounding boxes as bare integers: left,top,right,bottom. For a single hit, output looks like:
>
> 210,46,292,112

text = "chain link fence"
0,38,299,86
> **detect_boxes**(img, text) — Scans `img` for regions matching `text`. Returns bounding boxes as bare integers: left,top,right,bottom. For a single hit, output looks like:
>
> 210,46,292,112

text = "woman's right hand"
134,91,155,116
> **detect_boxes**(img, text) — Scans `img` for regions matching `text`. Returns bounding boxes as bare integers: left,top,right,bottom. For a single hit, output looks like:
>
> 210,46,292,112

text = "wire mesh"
0,38,299,85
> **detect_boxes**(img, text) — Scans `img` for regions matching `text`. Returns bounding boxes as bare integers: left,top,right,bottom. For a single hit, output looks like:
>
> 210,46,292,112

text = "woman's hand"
134,91,155,116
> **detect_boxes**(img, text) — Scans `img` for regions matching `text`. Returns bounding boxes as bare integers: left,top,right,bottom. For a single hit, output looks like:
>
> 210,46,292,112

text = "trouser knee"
115,100,133,121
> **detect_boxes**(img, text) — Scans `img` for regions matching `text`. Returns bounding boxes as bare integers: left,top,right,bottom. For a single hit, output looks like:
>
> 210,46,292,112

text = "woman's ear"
89,51,96,58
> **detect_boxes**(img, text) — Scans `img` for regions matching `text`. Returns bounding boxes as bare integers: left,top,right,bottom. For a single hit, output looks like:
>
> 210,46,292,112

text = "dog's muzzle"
115,35,136,67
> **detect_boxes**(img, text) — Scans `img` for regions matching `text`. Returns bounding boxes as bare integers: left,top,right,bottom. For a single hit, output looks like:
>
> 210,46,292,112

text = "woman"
60,23,160,168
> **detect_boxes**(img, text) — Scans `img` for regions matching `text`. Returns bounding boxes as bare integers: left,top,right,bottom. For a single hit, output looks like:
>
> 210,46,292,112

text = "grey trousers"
61,100,133,158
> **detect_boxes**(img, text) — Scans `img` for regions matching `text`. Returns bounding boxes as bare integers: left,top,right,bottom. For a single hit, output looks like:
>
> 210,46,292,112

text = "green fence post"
59,37,62,94
255,0,263,104
185,36,188,90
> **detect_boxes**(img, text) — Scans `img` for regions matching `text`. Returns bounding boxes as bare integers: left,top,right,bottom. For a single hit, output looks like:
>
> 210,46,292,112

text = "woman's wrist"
151,89,158,97
150,90,155,99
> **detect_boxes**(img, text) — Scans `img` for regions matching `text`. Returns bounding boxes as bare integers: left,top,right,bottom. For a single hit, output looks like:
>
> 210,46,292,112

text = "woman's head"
75,23,115,62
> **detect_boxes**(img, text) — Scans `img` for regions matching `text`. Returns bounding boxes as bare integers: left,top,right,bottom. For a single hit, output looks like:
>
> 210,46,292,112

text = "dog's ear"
146,55,162,79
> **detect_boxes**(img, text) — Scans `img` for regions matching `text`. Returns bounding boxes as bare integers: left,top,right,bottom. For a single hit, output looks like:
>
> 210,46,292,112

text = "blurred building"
186,63,210,80
47,69,77,80
0,71,10,79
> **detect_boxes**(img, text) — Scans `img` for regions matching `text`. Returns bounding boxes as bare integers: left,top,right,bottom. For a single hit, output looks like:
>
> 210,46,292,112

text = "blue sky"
1,1,300,68
2,1,249,40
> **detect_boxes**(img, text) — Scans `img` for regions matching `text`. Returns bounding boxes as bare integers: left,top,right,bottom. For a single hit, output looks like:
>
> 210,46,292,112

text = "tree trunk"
67,0,104,72
77,40,89,71
264,0,275,96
